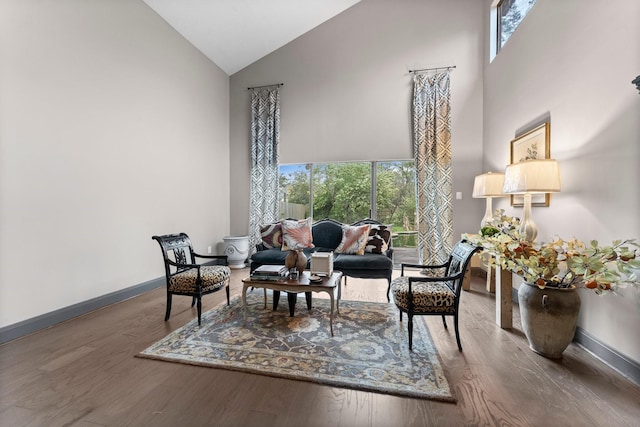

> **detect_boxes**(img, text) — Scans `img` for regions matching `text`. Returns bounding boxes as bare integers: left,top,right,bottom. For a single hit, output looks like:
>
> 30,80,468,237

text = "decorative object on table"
509,122,551,207
151,233,230,326
308,274,323,283
472,171,506,227
250,264,288,281
296,251,307,274
223,235,249,269
285,249,307,274
390,240,481,351
466,210,640,358
310,251,333,276
138,293,455,402
502,159,561,242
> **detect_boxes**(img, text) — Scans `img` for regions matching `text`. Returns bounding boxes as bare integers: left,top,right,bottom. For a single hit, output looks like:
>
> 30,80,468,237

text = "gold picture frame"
509,122,551,207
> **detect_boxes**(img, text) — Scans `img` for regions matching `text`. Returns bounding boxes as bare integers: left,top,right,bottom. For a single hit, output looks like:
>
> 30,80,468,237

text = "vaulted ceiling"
143,0,361,75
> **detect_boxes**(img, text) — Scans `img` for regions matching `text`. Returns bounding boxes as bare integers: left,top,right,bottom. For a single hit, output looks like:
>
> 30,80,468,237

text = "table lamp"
502,159,561,242
472,172,506,227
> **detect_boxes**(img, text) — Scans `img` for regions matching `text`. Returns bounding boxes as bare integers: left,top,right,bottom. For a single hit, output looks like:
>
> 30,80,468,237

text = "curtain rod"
409,65,456,74
247,83,284,90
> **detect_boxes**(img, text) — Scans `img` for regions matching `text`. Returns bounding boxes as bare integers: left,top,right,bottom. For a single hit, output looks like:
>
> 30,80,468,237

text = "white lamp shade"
503,159,561,194
472,172,506,198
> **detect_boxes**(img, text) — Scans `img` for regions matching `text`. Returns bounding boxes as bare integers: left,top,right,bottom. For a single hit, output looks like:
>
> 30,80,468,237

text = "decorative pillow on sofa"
260,222,282,249
335,224,371,255
281,218,315,251
365,224,391,254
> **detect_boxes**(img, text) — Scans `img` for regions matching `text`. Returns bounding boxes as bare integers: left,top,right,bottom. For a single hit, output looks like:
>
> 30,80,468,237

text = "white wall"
0,0,230,328
483,0,640,362
229,0,485,240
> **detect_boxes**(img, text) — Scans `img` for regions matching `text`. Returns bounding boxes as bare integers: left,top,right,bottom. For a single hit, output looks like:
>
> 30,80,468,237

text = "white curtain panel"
248,87,281,254
412,72,453,265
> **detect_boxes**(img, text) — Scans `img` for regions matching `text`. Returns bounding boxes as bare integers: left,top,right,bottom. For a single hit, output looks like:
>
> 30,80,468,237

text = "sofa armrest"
384,247,394,259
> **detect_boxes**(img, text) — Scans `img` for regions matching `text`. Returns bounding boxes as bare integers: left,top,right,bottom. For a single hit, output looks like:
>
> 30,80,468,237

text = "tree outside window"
498,0,536,51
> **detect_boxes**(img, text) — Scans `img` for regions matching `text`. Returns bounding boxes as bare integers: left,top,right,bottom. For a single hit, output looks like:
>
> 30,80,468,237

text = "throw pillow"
335,224,371,255
260,222,282,249
281,218,315,251
365,224,392,254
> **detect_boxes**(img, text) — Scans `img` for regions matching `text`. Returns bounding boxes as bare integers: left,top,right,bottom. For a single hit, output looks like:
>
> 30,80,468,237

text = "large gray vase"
518,282,581,359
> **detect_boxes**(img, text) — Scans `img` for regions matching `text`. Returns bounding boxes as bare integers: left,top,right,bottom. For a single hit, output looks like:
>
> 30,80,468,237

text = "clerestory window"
494,0,537,56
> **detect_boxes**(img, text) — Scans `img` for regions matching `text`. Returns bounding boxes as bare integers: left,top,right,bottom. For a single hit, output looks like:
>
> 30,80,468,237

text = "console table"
463,254,512,329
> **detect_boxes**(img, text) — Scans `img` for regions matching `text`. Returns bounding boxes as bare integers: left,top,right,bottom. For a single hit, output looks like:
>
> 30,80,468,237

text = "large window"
279,164,311,219
279,161,418,264
496,0,536,52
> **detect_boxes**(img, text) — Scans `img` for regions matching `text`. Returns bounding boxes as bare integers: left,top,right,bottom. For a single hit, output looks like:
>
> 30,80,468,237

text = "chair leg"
196,296,202,326
441,315,448,329
191,296,197,307
408,313,414,351
385,279,391,302
164,293,172,321
399,310,403,321
225,283,230,305
454,313,462,352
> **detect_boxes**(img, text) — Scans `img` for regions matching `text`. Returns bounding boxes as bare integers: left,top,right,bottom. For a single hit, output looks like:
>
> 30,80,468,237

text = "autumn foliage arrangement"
466,210,640,294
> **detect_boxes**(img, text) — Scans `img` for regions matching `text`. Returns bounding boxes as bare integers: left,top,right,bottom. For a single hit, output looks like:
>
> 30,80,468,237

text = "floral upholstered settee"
250,218,394,299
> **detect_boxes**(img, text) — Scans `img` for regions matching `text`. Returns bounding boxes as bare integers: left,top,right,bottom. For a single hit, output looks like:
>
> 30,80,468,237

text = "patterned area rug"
137,292,455,401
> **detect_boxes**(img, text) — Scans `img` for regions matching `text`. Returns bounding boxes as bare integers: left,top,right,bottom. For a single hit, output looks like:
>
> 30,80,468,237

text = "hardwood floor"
1,270,639,427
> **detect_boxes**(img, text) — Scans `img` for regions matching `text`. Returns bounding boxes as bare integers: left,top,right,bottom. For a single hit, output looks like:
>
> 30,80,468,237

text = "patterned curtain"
412,72,453,265
248,87,280,255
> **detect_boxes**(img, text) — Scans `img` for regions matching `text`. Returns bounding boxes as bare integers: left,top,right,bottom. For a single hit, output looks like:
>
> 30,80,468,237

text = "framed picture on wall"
510,122,551,207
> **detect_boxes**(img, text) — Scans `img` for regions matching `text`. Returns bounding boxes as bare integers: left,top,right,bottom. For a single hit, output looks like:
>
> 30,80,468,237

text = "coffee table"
242,271,343,336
